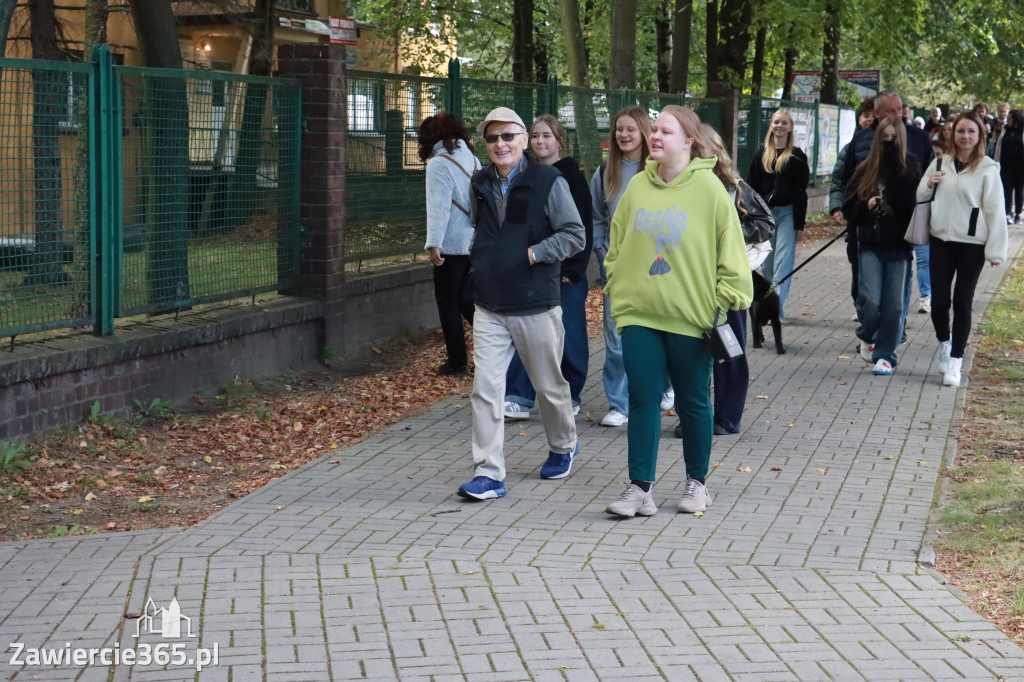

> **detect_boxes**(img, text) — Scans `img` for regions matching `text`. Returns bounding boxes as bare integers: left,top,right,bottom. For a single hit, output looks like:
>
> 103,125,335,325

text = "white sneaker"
606,484,657,517
600,410,628,427
660,388,675,412
859,341,874,363
503,401,530,420
677,477,712,513
918,296,931,313
872,359,893,376
943,357,963,387
572,404,580,416
937,340,952,374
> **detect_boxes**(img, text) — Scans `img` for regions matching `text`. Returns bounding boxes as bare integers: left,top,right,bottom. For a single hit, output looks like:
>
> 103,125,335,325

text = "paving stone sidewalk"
2,226,1023,681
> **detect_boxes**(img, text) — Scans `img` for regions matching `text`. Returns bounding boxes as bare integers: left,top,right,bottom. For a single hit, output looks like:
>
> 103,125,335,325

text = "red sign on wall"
330,17,357,46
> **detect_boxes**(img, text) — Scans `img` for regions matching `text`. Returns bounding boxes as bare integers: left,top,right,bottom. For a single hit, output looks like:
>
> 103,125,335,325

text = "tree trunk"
781,47,797,100
609,0,638,89
750,26,766,96
512,0,535,82
669,0,692,94
129,0,190,305
820,2,840,104
558,0,589,87
716,0,751,86
1,0,16,56
655,0,671,93
705,0,718,88
535,42,549,84
83,0,107,59
24,0,69,287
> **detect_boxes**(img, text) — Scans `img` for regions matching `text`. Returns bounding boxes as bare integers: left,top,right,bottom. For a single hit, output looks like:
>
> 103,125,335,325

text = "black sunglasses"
483,132,522,144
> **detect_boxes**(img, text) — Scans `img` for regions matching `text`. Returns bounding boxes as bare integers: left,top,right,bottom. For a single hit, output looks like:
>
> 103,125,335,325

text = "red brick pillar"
276,44,347,347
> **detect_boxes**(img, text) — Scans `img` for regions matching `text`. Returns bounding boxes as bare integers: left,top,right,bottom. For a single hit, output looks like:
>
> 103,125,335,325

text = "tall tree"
655,0,671,92
715,0,752,85
24,0,68,286
1,0,16,56
512,0,535,81
609,0,638,88
781,47,797,100
750,26,766,95
820,1,840,104
704,0,718,88
559,0,589,87
82,0,107,59
668,0,692,93
129,0,190,305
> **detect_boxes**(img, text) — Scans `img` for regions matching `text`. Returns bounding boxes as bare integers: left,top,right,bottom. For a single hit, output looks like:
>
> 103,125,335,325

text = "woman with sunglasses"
603,106,751,518
843,116,922,376
918,111,1007,387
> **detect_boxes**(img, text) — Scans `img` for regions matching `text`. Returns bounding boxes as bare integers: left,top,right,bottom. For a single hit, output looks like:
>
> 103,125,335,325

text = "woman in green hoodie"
603,106,752,518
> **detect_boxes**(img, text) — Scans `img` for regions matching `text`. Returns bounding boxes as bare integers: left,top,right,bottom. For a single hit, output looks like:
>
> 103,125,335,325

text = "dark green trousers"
621,326,713,482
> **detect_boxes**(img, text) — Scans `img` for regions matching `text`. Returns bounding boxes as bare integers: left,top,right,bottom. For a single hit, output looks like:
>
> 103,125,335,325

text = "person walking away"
918,112,1008,387
503,115,593,419
603,106,752,518
748,109,809,323
843,117,922,376
421,113,479,375
590,107,674,428
457,107,585,501
994,109,1024,224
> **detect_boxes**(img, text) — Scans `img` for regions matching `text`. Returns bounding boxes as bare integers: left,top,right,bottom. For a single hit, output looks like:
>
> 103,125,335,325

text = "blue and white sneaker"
457,476,506,500
540,442,580,480
872,359,893,376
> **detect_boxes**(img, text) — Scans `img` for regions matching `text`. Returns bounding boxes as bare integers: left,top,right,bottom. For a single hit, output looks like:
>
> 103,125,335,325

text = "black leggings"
1001,166,1024,217
929,237,986,358
432,255,474,368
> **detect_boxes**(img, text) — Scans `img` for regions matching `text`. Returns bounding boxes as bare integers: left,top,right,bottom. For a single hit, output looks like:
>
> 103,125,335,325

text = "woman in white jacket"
917,111,1008,387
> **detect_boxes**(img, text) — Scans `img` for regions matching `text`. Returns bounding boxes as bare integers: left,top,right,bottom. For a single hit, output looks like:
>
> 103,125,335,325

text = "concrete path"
2,226,1024,681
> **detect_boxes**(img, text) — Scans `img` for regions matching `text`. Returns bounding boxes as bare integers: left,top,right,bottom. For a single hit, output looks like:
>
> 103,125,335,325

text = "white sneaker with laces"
943,357,963,387
872,359,893,375
606,484,657,517
918,296,931,313
937,340,952,374
859,341,874,363
677,477,712,514
503,401,530,420
600,410,628,427
660,388,675,412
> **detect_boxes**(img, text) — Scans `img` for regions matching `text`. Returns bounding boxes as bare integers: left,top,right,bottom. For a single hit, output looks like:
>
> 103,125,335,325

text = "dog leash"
771,227,849,290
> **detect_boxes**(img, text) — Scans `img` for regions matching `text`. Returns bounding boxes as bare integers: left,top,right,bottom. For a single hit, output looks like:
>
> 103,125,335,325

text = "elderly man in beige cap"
456,106,585,502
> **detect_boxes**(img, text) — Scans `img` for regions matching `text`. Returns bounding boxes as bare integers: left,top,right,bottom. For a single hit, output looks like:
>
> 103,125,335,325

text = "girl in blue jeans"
748,109,810,322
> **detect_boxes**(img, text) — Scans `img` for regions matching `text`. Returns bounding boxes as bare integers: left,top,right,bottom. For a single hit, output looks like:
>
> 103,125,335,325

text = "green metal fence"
343,68,728,264
0,58,94,337
0,47,301,339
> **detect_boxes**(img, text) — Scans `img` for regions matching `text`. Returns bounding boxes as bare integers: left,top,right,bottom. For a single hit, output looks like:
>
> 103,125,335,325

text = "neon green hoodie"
604,156,753,339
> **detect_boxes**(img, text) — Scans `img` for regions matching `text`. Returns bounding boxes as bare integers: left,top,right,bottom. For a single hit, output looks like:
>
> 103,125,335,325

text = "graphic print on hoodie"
632,204,688,274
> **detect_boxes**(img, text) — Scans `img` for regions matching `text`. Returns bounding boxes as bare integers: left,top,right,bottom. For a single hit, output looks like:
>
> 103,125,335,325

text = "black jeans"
929,237,986,358
433,255,474,369
1002,166,1024,218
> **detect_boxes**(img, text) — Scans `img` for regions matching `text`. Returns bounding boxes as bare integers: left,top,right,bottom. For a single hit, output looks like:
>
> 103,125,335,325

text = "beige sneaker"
677,477,712,514
606,484,657,517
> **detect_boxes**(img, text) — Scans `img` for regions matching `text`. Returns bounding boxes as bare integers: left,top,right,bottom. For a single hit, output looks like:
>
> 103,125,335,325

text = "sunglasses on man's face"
483,132,522,144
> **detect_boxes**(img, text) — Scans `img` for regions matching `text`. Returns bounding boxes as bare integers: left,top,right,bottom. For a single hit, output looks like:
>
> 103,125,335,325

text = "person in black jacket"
994,109,1024,223
504,115,594,418
748,109,809,323
457,107,585,502
843,117,922,376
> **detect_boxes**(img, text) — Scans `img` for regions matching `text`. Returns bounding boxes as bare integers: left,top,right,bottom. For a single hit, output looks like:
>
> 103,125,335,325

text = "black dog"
750,269,785,354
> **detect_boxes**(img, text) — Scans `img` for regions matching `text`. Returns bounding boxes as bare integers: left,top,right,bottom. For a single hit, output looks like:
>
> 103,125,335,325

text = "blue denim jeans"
601,291,630,414
762,205,796,319
856,249,909,367
914,244,931,298
506,278,589,408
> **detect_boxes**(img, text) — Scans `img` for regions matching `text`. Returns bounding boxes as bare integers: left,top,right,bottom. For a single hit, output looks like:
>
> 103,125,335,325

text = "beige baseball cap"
476,107,527,135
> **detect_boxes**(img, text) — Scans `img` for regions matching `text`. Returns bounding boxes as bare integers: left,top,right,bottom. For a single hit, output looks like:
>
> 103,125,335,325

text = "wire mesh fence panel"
0,58,93,337
115,67,301,316
345,70,447,262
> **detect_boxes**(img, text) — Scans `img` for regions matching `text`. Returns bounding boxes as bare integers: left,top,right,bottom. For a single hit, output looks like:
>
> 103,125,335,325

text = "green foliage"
0,442,32,477
129,501,161,512
88,401,113,425
134,397,173,419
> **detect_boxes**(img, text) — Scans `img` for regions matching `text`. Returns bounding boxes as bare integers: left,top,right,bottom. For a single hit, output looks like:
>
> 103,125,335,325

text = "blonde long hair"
761,109,796,174
699,123,739,192
604,106,651,200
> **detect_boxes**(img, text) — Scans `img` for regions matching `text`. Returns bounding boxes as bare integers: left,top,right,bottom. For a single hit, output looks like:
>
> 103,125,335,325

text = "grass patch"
935,262,1024,646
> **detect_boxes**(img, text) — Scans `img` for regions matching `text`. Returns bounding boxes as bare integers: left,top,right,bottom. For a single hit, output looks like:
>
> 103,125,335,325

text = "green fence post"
546,73,558,116
446,58,462,117
91,44,118,336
